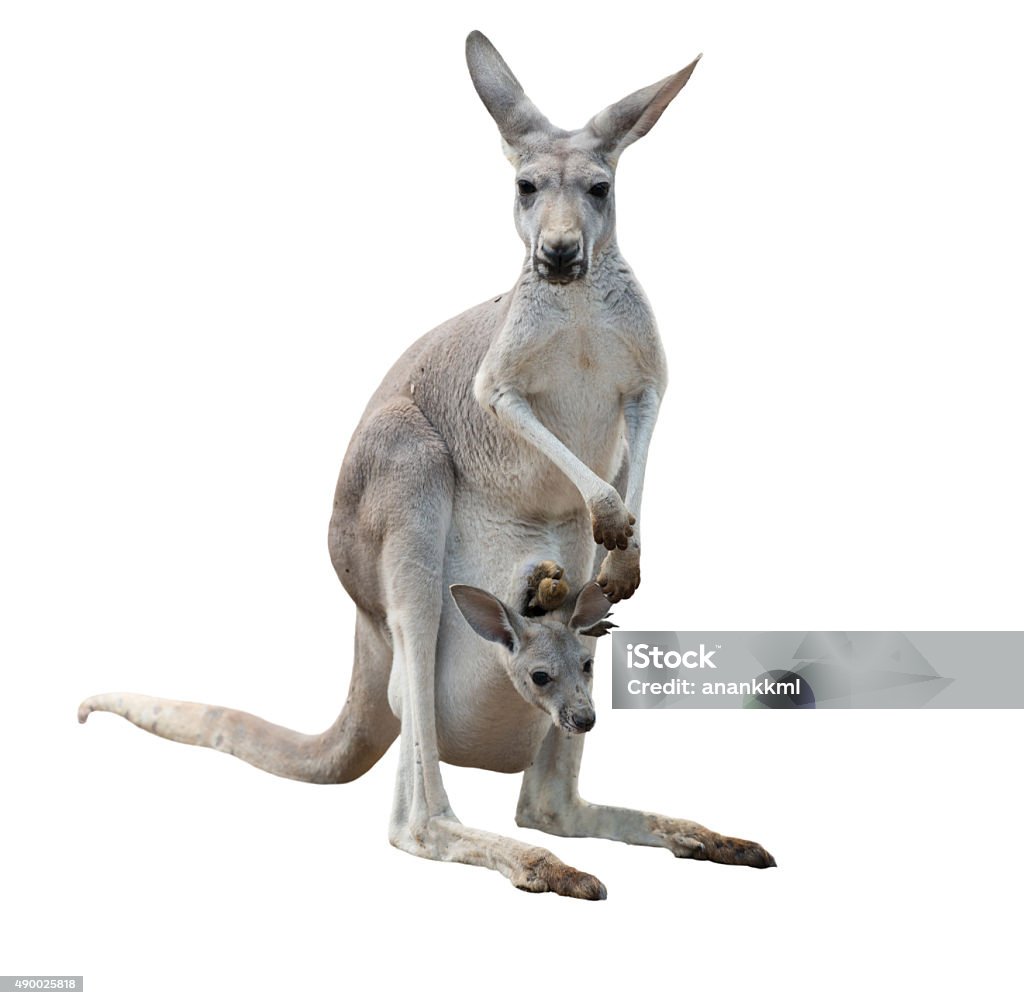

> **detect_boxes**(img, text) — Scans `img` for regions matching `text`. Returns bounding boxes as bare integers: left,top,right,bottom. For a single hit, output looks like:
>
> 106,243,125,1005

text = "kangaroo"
79,31,775,898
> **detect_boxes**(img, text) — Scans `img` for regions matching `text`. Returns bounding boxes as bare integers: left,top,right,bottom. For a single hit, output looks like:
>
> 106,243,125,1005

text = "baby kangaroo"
80,31,774,898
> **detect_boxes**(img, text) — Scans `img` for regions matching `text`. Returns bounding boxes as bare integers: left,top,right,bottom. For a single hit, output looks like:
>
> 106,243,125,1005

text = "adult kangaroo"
80,31,775,898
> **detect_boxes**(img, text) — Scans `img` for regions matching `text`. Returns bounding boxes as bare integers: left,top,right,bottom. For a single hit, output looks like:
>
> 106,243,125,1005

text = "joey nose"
571,710,596,733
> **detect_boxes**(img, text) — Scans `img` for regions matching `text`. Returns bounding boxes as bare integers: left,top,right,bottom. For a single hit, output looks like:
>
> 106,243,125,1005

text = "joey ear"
466,30,552,150
450,584,522,651
584,54,701,160
569,582,614,632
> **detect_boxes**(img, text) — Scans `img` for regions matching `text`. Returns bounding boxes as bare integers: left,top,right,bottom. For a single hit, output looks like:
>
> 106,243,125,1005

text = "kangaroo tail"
78,620,399,784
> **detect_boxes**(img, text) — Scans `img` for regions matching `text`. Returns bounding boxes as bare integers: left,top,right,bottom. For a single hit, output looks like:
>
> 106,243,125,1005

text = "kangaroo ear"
466,30,552,150
569,582,614,632
450,584,522,651
584,54,701,160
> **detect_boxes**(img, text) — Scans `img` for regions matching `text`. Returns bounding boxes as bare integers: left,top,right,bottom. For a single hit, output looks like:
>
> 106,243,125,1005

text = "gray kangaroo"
80,31,774,898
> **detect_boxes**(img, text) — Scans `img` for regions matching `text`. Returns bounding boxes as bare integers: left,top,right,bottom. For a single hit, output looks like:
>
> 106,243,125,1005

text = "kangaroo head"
450,581,613,734
466,30,700,285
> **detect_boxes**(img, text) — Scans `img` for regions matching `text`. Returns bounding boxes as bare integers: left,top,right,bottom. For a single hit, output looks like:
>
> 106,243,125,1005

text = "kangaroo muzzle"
535,236,585,283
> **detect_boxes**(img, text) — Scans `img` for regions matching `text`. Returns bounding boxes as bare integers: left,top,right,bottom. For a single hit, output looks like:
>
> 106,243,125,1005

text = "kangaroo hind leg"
368,405,605,898
517,726,776,868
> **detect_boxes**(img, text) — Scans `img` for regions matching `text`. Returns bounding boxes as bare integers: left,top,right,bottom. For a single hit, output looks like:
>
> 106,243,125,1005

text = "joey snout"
561,705,596,734
528,672,597,736
553,681,596,734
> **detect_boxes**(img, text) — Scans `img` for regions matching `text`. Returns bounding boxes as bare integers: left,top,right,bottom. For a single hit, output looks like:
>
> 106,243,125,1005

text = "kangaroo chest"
523,332,629,475
491,302,658,483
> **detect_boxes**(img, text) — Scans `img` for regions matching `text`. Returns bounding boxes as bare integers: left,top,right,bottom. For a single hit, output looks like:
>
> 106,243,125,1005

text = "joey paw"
526,560,570,613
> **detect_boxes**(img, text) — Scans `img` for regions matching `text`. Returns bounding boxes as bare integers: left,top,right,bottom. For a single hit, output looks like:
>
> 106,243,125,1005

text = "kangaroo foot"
391,816,608,899
511,850,607,900
654,817,776,868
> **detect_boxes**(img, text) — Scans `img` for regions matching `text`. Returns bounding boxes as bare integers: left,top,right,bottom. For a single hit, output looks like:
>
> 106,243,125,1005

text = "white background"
2,2,1022,1002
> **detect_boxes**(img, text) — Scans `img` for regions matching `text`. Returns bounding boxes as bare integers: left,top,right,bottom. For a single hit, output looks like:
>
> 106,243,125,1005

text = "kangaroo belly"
434,663,551,773
445,497,597,602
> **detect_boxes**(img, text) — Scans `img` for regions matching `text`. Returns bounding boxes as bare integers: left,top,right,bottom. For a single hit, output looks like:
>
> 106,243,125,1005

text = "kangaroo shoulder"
359,293,512,414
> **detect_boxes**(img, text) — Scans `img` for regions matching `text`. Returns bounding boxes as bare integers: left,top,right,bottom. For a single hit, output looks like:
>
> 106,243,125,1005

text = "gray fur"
79,31,774,898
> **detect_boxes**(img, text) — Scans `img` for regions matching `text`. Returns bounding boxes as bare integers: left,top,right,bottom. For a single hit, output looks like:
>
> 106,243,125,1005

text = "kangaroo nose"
571,710,596,733
540,240,580,273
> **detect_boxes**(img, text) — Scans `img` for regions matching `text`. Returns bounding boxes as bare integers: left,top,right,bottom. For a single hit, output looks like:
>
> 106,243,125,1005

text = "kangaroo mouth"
534,259,587,284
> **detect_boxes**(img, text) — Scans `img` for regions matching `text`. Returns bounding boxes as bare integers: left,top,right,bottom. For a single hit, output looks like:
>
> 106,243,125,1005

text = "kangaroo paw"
597,545,641,602
589,492,635,551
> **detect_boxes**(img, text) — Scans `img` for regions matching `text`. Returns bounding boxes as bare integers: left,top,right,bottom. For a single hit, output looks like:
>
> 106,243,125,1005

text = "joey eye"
588,182,610,199
531,671,552,686
517,180,537,196
582,659,593,675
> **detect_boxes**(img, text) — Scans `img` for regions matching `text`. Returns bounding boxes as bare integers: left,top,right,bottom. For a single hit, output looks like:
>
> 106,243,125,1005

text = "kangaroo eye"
517,180,537,196
531,671,552,686
582,659,593,675
588,182,610,199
